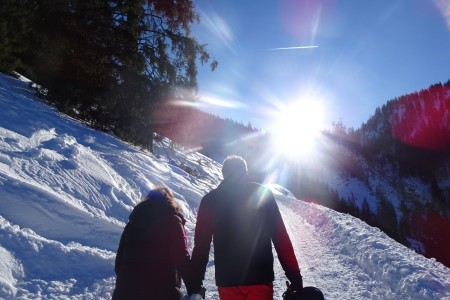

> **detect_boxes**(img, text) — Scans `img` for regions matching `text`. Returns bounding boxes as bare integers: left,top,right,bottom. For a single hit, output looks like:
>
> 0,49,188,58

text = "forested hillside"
284,82,450,268
0,0,217,151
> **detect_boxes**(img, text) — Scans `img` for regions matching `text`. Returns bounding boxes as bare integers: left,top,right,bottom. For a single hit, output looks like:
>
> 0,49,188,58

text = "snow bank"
279,195,450,299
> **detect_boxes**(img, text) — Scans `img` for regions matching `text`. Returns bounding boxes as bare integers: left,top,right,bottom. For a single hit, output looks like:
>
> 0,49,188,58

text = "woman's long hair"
144,185,181,213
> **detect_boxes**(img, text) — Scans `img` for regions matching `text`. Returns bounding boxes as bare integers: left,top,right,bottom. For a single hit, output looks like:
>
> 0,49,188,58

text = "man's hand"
282,278,303,300
188,286,206,300
291,274,303,290
199,286,206,299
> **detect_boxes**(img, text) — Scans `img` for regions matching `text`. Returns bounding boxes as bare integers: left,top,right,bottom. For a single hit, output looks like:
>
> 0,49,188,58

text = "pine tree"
0,0,37,73
376,192,399,240
0,0,217,152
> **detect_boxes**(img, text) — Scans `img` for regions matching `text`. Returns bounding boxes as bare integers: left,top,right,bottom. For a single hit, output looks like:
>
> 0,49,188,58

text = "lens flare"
198,10,235,51
434,0,450,30
390,85,450,150
197,91,246,109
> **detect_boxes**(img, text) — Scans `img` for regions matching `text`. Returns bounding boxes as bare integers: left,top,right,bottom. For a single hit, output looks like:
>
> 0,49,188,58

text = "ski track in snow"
0,73,450,299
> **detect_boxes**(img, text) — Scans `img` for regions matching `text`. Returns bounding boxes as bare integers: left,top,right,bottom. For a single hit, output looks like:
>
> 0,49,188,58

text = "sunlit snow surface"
0,73,449,299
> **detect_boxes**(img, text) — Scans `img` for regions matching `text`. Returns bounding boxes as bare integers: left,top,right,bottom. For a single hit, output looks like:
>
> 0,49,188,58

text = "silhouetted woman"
112,186,194,300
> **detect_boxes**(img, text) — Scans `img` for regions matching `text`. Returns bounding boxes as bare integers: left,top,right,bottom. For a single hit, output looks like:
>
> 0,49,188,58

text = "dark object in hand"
282,281,325,300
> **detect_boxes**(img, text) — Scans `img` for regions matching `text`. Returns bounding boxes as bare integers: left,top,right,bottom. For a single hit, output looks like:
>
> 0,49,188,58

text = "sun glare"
272,99,325,156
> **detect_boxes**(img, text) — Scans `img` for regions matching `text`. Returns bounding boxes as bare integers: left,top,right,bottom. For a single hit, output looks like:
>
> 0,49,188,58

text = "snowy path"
279,198,382,299
277,195,450,300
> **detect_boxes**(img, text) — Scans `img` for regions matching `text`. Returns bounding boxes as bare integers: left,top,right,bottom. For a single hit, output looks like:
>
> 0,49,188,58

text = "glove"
282,278,303,300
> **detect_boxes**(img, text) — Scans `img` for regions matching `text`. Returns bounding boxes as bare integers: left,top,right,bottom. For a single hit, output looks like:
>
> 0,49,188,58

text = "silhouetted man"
191,155,303,299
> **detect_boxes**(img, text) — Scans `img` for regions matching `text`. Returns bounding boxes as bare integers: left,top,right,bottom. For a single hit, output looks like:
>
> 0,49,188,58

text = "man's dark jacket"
112,200,192,300
191,177,302,288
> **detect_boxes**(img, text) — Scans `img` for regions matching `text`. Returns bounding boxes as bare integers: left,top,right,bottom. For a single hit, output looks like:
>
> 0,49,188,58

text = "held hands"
183,293,203,300
184,286,206,300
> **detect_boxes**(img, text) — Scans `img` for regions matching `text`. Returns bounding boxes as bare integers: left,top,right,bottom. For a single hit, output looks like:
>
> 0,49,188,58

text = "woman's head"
144,185,180,213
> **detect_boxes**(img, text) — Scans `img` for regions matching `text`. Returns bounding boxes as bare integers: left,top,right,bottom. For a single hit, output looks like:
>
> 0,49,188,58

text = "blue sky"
192,0,450,132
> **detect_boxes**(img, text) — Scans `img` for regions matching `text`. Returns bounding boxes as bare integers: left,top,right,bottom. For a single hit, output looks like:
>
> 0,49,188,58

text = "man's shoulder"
249,182,275,198
200,185,222,206
201,180,275,202
203,185,220,198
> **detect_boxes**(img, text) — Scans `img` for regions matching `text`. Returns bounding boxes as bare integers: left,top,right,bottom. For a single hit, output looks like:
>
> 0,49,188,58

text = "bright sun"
272,99,325,156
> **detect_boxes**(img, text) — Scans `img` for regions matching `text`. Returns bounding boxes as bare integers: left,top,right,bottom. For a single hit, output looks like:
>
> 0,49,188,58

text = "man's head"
222,155,248,180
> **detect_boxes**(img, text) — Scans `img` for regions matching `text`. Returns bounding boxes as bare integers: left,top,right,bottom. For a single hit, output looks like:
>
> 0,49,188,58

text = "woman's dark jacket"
112,199,192,300
191,177,302,288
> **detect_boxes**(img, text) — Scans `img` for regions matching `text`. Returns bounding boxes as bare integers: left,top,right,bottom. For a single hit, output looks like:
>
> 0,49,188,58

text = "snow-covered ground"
0,72,449,299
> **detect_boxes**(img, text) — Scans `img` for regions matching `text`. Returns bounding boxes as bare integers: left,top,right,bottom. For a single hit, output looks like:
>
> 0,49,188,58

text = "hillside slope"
0,73,449,299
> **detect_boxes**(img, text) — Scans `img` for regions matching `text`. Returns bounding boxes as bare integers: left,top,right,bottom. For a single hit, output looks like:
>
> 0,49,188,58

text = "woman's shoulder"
168,212,186,226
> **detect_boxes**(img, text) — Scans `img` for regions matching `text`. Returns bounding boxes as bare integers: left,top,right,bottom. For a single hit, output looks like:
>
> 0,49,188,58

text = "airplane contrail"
266,45,319,51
